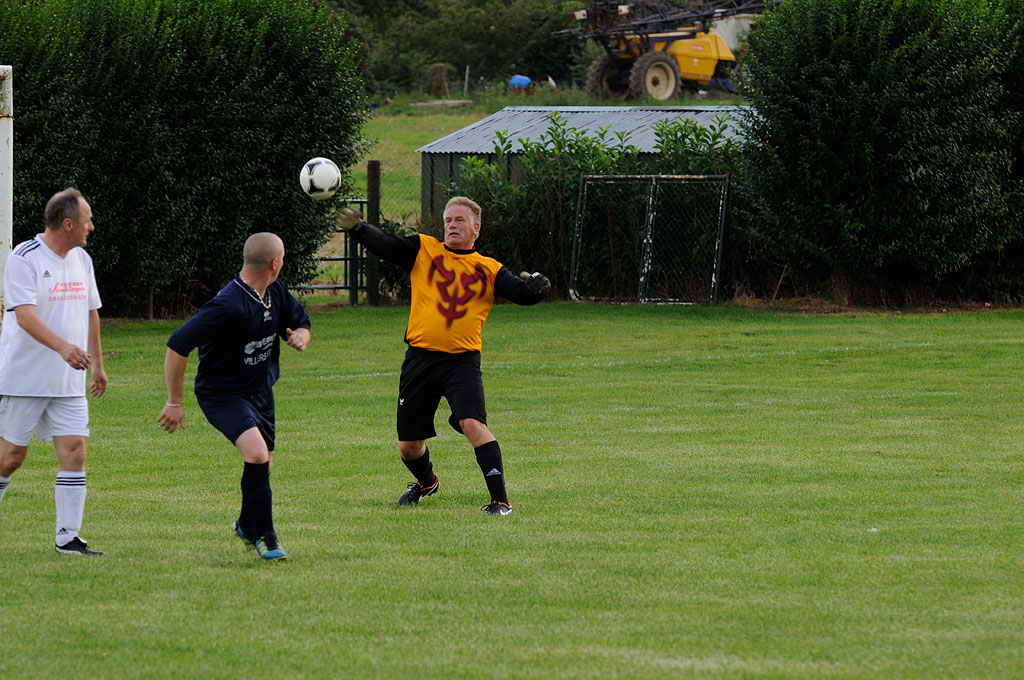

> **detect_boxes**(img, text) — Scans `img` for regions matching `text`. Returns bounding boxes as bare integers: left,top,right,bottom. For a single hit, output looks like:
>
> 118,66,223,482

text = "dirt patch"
726,294,1011,315
410,99,474,110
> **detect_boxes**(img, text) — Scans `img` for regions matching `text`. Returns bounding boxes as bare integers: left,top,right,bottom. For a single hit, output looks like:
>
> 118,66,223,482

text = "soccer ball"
299,157,341,200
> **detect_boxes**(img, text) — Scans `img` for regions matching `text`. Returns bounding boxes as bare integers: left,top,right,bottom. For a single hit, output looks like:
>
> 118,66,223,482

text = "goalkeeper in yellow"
337,197,550,515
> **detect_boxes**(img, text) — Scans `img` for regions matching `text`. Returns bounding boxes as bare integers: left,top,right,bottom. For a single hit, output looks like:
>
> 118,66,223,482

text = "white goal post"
568,174,729,304
1,66,12,316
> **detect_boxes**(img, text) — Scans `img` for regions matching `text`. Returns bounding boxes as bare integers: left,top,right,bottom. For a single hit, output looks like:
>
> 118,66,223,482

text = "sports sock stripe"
55,473,86,487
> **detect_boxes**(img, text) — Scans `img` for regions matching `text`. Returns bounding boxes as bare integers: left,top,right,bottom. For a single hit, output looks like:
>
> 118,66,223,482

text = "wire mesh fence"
350,155,424,227
569,174,729,304
299,156,415,300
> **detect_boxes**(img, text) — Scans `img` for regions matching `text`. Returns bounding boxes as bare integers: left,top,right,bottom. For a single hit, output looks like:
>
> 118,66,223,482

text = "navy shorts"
196,387,276,451
397,346,486,441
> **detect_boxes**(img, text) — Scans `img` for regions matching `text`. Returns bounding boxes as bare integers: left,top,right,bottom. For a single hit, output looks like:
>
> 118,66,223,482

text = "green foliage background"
452,115,642,293
451,113,741,296
329,0,586,94
0,0,367,316
737,0,1022,303
449,0,1023,304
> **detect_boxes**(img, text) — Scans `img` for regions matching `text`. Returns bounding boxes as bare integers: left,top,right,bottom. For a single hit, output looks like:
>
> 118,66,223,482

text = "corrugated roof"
416,105,744,154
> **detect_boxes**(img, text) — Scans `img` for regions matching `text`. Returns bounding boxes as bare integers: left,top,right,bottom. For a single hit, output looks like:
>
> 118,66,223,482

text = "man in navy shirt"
157,232,311,562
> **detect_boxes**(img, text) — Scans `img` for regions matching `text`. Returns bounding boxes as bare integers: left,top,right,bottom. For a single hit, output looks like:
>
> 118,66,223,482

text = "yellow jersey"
405,236,503,353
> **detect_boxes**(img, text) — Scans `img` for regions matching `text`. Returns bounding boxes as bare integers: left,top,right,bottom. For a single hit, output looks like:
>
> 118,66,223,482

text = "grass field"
351,110,490,223
3,303,1023,679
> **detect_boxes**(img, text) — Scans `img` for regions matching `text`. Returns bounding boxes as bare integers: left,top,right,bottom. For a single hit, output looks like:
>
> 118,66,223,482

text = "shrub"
0,0,366,315
651,116,741,176
738,0,1017,303
449,113,643,293
953,1,1024,302
337,0,583,93
450,113,747,295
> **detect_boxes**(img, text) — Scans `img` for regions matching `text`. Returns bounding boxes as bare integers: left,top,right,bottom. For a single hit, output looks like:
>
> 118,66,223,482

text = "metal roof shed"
415,105,742,228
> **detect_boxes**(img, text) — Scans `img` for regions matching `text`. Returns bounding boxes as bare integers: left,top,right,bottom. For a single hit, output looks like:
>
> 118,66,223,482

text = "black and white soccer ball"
299,157,341,200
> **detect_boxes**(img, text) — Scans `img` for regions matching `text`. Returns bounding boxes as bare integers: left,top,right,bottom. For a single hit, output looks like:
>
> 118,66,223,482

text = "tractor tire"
629,51,681,101
586,53,630,101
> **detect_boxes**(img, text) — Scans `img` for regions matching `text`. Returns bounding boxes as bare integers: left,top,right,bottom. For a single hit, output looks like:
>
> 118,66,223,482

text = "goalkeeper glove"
523,271,551,295
335,206,364,232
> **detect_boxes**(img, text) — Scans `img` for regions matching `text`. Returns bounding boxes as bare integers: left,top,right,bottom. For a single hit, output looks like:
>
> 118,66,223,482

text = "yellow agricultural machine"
558,0,779,100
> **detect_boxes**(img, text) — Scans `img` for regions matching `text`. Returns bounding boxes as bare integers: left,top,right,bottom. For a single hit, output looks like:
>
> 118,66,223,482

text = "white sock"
55,471,87,546
0,474,10,505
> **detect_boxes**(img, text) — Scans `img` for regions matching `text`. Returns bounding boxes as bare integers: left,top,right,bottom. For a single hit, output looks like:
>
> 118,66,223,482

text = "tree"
337,0,585,93
0,0,367,315
738,0,1016,303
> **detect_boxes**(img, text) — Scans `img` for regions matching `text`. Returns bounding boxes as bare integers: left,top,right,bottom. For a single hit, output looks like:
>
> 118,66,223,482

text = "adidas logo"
485,468,502,477
57,527,69,535
43,270,52,278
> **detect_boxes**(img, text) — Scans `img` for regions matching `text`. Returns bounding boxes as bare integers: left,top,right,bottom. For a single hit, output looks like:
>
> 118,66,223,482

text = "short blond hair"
444,196,481,225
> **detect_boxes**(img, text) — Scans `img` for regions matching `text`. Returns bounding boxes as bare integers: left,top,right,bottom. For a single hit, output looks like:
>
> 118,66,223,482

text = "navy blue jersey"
167,275,311,395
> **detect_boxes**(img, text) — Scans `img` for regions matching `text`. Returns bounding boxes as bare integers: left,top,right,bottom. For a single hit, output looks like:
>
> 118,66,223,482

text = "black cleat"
55,536,105,555
482,501,513,516
397,474,438,506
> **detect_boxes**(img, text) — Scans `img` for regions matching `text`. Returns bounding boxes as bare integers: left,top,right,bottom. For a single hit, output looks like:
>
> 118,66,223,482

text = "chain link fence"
349,155,425,227
301,156,421,300
569,174,729,304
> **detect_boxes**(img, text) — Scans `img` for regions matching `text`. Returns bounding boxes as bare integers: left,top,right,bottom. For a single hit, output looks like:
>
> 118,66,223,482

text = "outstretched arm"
494,267,550,306
336,207,419,271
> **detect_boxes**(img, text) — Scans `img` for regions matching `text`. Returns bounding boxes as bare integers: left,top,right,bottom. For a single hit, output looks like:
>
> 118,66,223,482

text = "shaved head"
243,232,284,270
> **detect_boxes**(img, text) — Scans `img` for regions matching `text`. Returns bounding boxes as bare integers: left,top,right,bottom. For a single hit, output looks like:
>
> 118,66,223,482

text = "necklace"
233,277,272,310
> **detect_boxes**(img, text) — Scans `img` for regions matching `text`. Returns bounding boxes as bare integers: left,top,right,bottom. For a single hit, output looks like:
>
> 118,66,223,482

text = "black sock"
240,461,274,539
475,440,507,504
402,447,435,486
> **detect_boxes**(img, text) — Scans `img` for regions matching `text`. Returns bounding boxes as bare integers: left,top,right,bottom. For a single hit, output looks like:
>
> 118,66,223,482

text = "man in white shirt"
0,188,108,555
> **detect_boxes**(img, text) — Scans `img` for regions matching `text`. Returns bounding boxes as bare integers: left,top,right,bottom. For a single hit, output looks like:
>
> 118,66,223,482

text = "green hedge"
737,0,1021,303
0,0,366,316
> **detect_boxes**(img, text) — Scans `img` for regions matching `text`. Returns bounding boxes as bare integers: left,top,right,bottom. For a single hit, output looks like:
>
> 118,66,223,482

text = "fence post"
346,228,358,306
366,160,381,306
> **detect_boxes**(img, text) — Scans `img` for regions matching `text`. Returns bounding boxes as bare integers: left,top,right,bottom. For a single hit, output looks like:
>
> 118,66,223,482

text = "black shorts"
397,346,486,441
196,387,276,450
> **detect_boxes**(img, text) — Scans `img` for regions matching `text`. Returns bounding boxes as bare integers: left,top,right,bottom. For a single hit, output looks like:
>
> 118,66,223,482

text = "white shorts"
0,395,90,446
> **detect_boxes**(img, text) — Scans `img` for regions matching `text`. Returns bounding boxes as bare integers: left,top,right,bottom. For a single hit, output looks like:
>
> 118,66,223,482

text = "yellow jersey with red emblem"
405,236,503,353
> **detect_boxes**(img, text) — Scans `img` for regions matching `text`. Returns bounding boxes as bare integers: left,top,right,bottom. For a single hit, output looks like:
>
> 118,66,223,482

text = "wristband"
165,402,183,408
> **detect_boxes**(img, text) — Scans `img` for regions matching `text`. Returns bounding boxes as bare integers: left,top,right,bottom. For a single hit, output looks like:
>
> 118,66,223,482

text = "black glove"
523,271,551,295
335,206,364,232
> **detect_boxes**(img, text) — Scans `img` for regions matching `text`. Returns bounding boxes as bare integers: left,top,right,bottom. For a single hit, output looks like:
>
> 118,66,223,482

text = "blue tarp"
507,74,531,89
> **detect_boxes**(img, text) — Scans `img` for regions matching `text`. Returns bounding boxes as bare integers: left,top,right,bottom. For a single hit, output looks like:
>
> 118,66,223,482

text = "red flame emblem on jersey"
428,256,488,327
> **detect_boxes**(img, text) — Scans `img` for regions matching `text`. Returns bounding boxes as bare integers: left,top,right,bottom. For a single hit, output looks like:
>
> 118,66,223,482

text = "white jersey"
0,235,102,396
